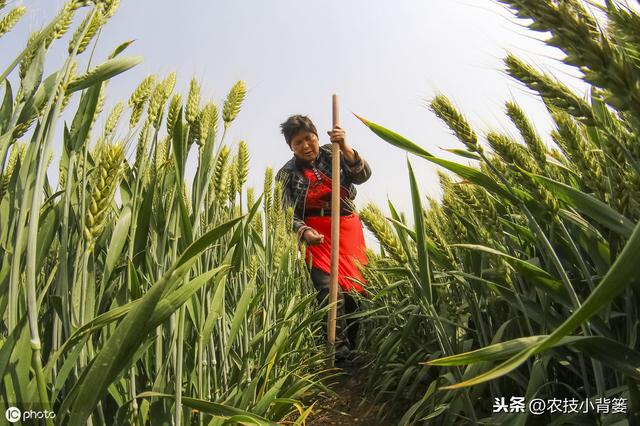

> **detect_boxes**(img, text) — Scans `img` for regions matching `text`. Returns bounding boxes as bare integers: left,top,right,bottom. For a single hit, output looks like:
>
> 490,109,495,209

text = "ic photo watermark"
493,396,628,416
5,406,56,423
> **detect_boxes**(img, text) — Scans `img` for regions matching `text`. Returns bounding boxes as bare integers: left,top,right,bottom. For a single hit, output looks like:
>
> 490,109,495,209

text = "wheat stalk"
195,103,216,147
551,110,606,195
69,8,104,54
104,101,124,137
500,0,640,119
166,94,181,137
223,80,246,127
213,146,230,202
360,203,407,264
48,2,75,44
83,142,124,251
228,156,239,202
147,77,171,129
487,132,537,173
263,167,273,222
237,140,249,188
129,75,155,128
186,78,201,125
0,144,24,197
0,6,26,38
103,0,120,19
505,54,594,124
505,101,547,169
431,94,480,152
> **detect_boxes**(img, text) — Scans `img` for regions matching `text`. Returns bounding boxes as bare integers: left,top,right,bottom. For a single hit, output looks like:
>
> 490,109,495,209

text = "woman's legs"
309,267,351,357
343,292,359,351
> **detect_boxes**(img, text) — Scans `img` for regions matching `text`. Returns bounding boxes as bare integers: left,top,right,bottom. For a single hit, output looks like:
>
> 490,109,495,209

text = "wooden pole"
327,94,340,367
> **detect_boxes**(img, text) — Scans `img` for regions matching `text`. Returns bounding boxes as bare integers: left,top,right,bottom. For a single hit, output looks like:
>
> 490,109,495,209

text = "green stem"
32,347,53,426
556,219,596,292
125,124,157,416
24,68,77,425
479,151,582,308
8,171,30,331
175,305,185,426
0,136,11,176
22,29,88,408
21,6,100,417
57,152,76,339
197,336,204,426
479,150,608,397
78,247,90,366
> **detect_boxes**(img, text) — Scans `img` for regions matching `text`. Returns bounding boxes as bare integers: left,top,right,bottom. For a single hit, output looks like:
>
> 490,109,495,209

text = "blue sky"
7,0,587,220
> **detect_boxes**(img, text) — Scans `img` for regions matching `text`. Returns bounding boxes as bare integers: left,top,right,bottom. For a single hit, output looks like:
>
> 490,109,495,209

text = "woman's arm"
275,167,320,244
327,126,371,184
341,148,371,184
275,168,304,231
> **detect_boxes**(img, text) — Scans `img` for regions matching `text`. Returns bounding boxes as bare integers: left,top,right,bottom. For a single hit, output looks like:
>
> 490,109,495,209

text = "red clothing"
302,168,368,293
303,168,348,210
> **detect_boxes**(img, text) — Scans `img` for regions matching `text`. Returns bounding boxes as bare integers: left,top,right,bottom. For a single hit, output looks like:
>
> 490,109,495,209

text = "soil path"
306,366,396,425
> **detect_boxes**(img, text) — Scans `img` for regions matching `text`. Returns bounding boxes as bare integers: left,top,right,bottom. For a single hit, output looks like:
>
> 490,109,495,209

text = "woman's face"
290,130,320,162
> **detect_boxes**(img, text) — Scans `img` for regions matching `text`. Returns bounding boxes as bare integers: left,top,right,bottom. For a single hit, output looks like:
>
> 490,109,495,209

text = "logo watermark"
5,407,21,423
493,396,628,415
5,406,55,423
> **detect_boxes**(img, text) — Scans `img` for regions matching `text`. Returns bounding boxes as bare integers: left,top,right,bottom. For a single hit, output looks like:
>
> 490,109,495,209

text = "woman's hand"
303,228,324,246
327,126,355,162
327,126,345,146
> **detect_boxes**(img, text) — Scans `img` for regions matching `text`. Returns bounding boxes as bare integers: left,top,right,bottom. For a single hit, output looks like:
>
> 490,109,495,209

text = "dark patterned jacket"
275,143,371,240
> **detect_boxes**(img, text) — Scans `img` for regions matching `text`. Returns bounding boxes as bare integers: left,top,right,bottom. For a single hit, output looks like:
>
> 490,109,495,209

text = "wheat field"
1,0,640,425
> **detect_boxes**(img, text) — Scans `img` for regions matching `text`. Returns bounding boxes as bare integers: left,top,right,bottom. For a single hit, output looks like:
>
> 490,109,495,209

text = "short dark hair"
280,115,318,146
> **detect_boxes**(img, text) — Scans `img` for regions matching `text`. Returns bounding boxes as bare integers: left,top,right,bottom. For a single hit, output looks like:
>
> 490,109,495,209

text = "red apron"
302,168,368,293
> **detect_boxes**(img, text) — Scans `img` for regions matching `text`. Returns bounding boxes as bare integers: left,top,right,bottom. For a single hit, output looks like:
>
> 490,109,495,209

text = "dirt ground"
304,365,400,426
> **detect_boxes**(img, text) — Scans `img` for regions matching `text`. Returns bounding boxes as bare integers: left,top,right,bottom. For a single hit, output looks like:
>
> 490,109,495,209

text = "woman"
275,114,371,364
